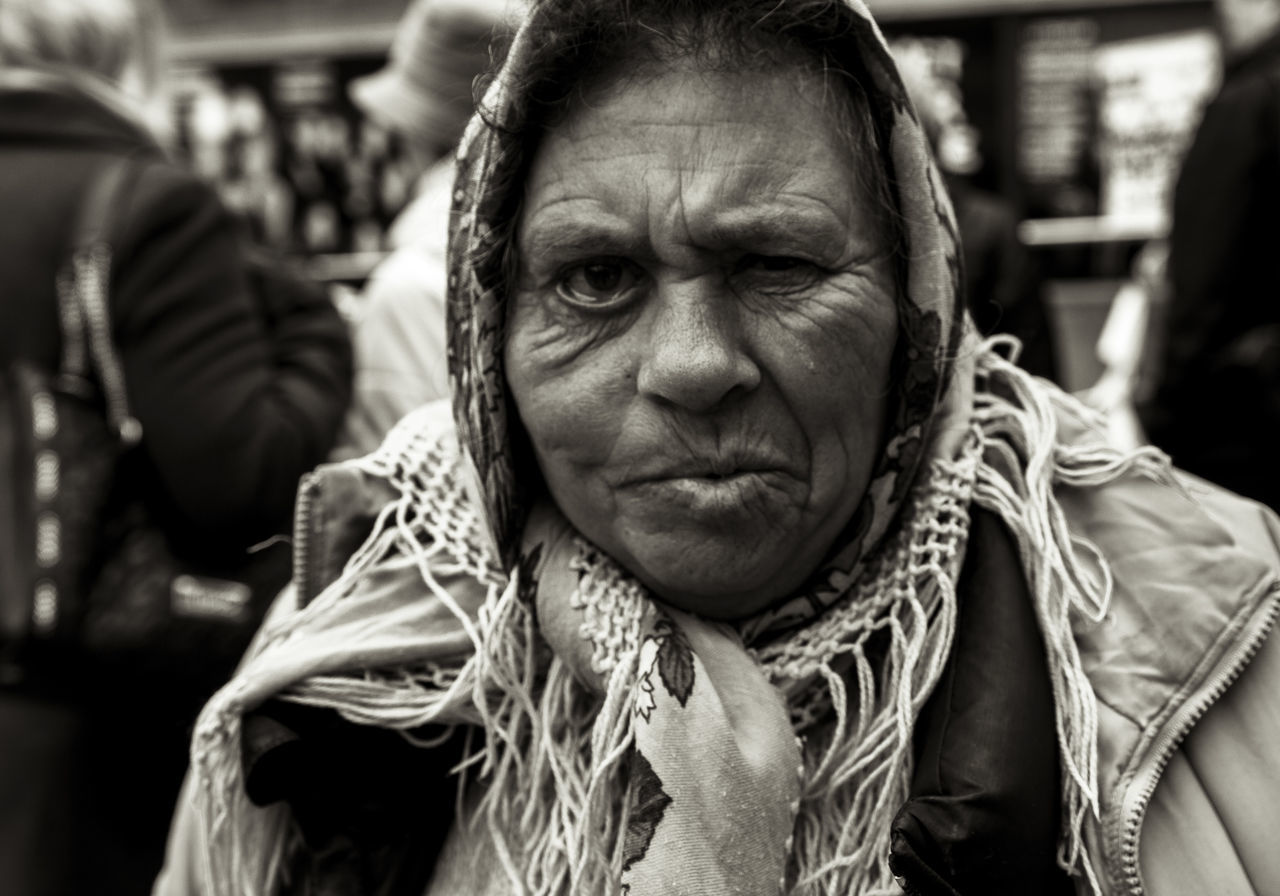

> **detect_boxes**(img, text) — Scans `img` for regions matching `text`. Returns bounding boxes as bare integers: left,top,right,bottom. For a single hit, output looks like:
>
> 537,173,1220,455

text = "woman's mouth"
622,468,792,519
622,452,793,485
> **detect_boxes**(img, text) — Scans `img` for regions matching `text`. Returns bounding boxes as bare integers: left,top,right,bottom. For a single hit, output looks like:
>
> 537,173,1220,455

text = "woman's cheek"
783,274,897,376
508,312,634,470
509,288,637,370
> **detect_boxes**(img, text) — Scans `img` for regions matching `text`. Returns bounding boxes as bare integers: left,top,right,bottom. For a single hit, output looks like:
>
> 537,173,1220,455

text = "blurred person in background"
220,87,295,249
1140,0,1280,507
334,0,521,458
1081,241,1171,450
0,0,353,893
894,37,1059,384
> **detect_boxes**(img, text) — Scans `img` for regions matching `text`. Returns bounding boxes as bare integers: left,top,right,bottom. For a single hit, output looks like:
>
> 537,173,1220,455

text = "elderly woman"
156,0,1280,894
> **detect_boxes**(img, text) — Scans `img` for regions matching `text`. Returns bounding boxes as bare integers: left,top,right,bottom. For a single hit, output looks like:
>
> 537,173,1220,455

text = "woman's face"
506,59,899,619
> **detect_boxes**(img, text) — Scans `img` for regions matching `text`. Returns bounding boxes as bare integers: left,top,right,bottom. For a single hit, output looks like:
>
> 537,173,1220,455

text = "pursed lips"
615,450,796,486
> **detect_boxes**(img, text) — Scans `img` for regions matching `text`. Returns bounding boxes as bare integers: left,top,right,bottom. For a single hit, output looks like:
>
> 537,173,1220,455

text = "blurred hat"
351,0,523,148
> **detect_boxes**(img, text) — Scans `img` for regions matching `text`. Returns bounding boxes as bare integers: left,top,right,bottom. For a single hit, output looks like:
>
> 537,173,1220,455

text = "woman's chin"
572,482,834,619
617,534,808,621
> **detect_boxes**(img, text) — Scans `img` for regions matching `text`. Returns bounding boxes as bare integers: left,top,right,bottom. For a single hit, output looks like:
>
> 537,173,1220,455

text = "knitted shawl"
187,1,1170,893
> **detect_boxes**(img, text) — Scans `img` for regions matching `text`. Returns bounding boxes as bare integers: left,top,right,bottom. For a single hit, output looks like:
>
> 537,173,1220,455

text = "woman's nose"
636,282,761,413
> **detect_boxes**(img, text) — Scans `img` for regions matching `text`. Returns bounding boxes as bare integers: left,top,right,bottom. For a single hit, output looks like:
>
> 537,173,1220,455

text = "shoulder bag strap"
57,157,143,447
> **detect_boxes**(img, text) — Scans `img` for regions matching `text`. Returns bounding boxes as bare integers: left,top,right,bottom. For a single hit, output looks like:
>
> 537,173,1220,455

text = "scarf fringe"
972,338,1174,895
195,344,1173,895
466,579,639,894
773,443,974,894
191,408,500,896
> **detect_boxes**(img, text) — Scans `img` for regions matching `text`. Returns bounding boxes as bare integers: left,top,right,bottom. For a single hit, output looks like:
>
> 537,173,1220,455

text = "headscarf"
188,1,1170,893
446,0,968,628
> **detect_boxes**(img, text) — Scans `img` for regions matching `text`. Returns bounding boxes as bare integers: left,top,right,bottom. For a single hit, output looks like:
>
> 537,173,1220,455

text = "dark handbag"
0,158,288,689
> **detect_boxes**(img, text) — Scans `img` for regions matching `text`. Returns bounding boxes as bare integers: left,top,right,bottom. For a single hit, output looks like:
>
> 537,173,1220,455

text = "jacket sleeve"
151,772,208,896
109,160,353,546
238,700,466,896
1139,617,1280,895
1135,484,1280,895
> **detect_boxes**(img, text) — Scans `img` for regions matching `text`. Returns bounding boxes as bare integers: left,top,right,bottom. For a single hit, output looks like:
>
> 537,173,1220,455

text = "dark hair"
483,0,906,283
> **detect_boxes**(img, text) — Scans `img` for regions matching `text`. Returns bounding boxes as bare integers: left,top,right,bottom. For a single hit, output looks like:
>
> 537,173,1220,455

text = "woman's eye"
735,254,821,292
557,259,641,308
749,255,806,272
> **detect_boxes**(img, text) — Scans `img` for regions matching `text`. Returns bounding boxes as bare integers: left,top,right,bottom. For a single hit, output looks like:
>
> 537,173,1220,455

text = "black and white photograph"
2,0,1278,894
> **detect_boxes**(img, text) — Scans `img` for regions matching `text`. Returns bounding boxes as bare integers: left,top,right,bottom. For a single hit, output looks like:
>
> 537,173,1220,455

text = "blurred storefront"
164,0,415,282
876,0,1219,392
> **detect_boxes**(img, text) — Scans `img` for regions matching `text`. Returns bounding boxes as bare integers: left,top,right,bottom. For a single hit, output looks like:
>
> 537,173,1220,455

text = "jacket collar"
0,70,156,152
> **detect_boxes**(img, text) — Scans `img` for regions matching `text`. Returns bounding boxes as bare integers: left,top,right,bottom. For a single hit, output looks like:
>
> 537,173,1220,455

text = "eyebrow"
517,213,641,267
698,204,850,252
517,197,860,268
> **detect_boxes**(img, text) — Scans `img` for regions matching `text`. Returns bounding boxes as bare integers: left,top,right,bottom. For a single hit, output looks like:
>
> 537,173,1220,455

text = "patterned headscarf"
431,2,991,892
187,1,1165,893
446,0,969,632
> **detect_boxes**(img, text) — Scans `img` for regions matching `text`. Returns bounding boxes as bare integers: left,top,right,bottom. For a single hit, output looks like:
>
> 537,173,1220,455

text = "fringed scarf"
188,352,1171,896
186,0,1175,893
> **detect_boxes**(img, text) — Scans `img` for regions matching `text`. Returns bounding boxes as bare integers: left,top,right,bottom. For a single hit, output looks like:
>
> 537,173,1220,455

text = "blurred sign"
1017,18,1099,216
272,60,339,107
1018,17,1100,220
1093,30,1220,229
1017,18,1098,184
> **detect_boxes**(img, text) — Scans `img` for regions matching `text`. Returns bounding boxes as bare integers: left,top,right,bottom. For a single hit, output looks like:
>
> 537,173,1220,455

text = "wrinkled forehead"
516,51,896,259
515,39,904,290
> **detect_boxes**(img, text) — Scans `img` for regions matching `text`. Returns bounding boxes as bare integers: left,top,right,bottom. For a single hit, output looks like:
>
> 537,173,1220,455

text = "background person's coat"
1141,29,1280,510
0,77,353,555
332,157,454,459
0,74,352,896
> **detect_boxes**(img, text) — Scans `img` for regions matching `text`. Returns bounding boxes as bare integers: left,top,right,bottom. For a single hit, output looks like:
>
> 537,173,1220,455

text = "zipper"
292,472,321,605
1115,579,1280,895
55,269,88,385
76,244,142,446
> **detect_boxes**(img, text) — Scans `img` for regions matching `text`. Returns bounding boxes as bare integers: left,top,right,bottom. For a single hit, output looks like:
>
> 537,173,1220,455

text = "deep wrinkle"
505,57,898,617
